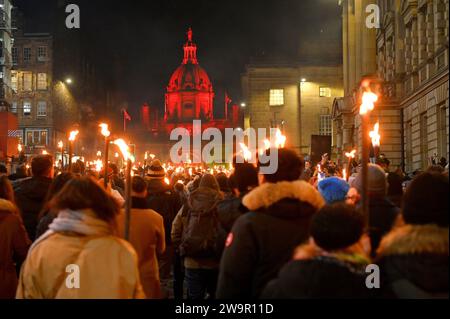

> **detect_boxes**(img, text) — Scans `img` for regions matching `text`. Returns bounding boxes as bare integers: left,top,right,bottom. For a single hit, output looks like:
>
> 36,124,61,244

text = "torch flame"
97,151,102,157
99,123,110,138
263,139,271,150
42,150,48,155
274,129,286,148
342,168,347,181
239,143,252,161
18,144,23,152
69,130,79,142
113,139,135,162
149,154,156,160
359,91,378,115
94,159,103,172
164,177,170,185
345,149,356,159
57,141,63,149
369,122,381,147
144,152,148,160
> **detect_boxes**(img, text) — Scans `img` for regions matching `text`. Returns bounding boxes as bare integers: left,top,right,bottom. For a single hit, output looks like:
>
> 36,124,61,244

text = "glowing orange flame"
18,144,22,152
68,130,79,142
99,123,110,138
94,159,103,172
359,91,378,115
57,141,63,149
113,139,135,162
239,143,252,161
96,151,102,157
274,129,286,148
42,150,48,155
149,154,156,160
345,149,356,159
144,152,148,160
342,168,347,181
164,177,170,185
369,122,381,147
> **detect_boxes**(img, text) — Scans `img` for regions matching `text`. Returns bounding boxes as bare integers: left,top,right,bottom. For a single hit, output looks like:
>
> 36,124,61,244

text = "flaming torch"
274,129,287,149
369,122,381,163
239,143,252,162
359,88,378,225
114,138,135,240
99,123,111,188
68,130,79,172
58,141,64,170
344,149,356,182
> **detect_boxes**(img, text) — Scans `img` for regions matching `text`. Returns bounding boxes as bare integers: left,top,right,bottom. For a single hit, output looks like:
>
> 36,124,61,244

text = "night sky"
14,0,341,118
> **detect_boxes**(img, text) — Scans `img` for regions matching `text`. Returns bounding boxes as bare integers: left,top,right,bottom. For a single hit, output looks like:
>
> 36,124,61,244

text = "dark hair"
31,155,53,177
259,148,303,183
16,164,28,176
0,164,7,174
232,162,258,193
48,176,120,224
0,175,14,202
311,203,365,251
215,172,230,192
402,172,449,227
132,176,147,194
38,172,75,220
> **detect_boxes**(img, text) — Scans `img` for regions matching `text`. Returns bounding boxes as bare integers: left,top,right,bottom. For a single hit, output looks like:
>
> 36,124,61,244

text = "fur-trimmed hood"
377,224,449,257
242,180,325,212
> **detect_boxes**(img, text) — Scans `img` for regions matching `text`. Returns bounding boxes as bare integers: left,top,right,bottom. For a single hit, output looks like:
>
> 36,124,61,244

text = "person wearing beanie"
171,174,225,299
351,163,399,255
376,172,449,298
217,148,325,299
262,203,372,298
318,176,350,204
144,158,182,298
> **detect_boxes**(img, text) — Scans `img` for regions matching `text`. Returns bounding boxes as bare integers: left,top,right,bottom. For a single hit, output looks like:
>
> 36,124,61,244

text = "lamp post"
68,130,79,172
99,123,111,189
114,139,134,240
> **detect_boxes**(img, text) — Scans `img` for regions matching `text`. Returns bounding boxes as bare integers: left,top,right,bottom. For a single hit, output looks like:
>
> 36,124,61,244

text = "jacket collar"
242,180,325,212
377,224,449,257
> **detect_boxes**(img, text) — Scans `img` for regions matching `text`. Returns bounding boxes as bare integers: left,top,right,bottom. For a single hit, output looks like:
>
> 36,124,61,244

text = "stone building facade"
333,0,449,172
241,59,343,157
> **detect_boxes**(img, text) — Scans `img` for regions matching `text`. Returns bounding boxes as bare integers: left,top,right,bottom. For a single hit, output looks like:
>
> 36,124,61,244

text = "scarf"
49,209,112,236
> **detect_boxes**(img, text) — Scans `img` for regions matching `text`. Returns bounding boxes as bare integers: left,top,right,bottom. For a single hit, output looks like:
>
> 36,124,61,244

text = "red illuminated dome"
165,28,214,122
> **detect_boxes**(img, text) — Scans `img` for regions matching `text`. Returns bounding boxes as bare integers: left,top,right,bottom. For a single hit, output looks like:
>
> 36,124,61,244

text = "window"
23,72,32,91
319,114,332,136
37,101,47,117
23,101,31,116
23,47,31,62
420,113,428,168
37,73,47,90
37,46,47,61
11,101,17,113
438,105,448,159
25,129,47,146
12,47,18,64
319,87,331,97
269,89,284,106
11,71,17,92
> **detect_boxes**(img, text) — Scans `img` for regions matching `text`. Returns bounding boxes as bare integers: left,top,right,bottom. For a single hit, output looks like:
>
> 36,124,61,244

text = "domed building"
165,28,214,122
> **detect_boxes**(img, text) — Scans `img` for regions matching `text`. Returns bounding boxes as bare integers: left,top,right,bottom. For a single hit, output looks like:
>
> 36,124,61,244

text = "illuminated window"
23,47,31,62
37,73,47,90
11,71,17,92
269,89,284,106
37,101,47,117
319,114,332,136
37,47,47,61
12,47,18,64
319,87,331,97
23,72,32,91
25,129,47,146
23,101,32,116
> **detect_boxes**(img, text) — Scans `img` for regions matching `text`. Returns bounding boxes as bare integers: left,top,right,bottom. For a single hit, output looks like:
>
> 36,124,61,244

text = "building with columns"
333,0,449,172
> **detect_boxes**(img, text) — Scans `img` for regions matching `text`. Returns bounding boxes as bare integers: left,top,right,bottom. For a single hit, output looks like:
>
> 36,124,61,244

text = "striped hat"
147,159,165,179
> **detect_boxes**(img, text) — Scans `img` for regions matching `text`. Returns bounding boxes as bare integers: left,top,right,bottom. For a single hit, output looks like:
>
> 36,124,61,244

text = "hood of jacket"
0,198,17,214
377,224,449,295
13,176,52,201
242,180,325,219
188,186,223,213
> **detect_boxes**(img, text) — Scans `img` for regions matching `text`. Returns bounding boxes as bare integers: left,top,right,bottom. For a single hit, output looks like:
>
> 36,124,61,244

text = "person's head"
311,203,365,251
132,176,147,198
259,148,304,183
108,163,119,175
0,164,7,175
0,175,14,202
48,176,120,226
232,162,259,194
402,172,448,227
353,163,387,197
215,172,231,193
387,172,403,196
147,159,165,180
31,155,54,178
318,177,350,205
199,173,220,192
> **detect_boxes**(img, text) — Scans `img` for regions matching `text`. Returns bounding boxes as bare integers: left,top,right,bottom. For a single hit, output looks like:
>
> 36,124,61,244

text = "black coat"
14,176,52,241
216,195,249,233
146,179,182,245
376,224,448,298
262,256,372,299
216,180,325,299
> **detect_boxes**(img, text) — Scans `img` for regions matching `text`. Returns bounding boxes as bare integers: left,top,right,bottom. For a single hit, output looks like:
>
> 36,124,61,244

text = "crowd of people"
0,148,448,299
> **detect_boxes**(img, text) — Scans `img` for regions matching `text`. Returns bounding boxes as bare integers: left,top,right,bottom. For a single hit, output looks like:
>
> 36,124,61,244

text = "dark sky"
14,0,341,117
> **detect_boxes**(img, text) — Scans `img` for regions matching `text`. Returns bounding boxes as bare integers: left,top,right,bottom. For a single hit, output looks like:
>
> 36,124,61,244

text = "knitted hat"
318,177,350,204
353,163,387,195
402,172,449,227
147,159,165,179
199,174,220,192
311,203,365,251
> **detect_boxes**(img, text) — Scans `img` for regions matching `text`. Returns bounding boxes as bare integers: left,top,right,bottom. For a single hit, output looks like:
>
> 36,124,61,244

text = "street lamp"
240,102,246,107
65,78,73,85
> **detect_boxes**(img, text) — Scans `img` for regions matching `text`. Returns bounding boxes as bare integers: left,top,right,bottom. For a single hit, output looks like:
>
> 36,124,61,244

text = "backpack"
179,205,227,259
